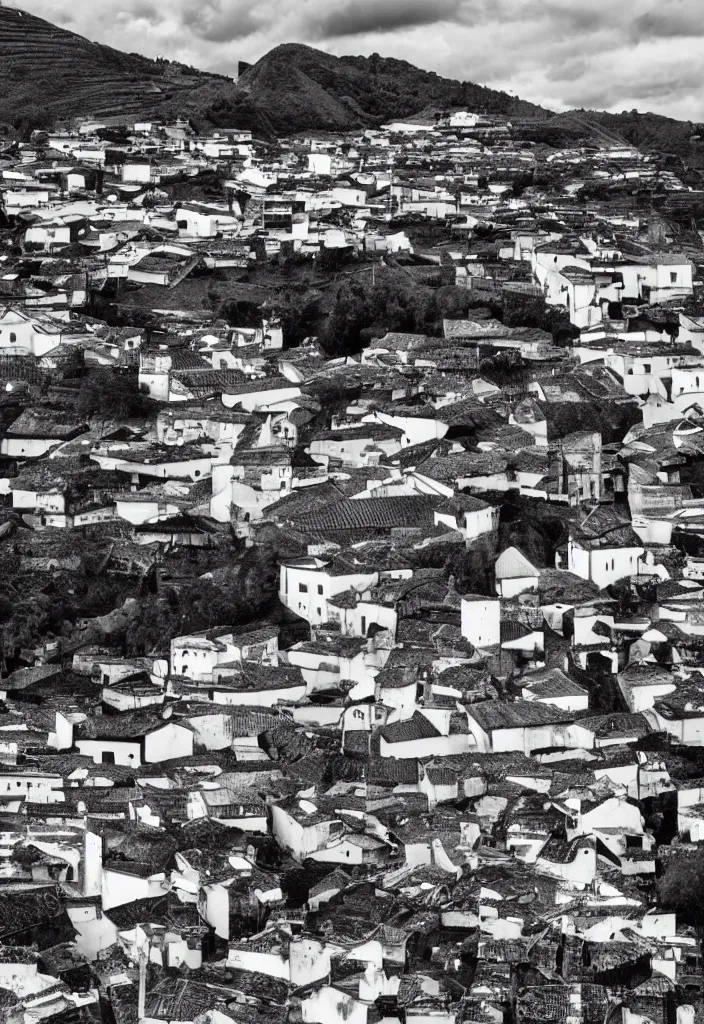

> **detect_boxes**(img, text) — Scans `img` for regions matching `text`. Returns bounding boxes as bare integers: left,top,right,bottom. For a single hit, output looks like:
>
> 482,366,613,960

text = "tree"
76,369,152,427
658,848,704,935
123,546,280,656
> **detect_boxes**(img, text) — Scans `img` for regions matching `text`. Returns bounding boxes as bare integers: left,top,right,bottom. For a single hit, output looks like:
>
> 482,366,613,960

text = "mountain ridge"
0,9,548,137
234,42,549,133
0,5,700,156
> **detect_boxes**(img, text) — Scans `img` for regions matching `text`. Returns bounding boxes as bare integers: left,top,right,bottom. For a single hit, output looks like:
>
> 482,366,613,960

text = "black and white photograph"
0,2,703,1022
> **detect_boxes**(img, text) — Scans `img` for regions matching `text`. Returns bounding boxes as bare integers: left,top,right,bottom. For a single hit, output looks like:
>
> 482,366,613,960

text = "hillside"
0,4,243,132
526,108,704,158
0,7,698,150
0,9,548,137
235,44,549,133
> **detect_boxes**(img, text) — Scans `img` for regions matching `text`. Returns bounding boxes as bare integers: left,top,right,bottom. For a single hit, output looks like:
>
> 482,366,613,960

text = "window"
643,363,651,374
611,559,615,570
9,333,16,343
671,271,678,284
317,584,323,595
361,615,366,634
299,583,308,593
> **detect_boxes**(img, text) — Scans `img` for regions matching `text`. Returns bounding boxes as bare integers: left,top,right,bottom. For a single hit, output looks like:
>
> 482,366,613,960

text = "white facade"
279,560,378,626
567,538,644,589
461,597,500,648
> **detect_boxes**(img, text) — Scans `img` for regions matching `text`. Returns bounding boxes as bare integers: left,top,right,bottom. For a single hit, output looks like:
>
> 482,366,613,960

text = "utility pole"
138,945,148,1022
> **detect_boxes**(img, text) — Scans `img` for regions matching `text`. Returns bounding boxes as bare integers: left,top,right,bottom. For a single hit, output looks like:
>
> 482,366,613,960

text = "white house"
434,495,497,544
495,547,541,598
464,701,593,755
279,557,379,626
566,508,645,589
461,596,501,649
75,718,194,766
521,668,589,712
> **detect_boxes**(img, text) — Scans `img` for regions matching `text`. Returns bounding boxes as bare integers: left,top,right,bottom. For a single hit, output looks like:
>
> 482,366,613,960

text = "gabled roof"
467,700,574,733
495,546,540,580
77,710,181,740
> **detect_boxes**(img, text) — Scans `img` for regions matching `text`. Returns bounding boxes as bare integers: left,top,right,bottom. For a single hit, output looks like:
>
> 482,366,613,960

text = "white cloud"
14,0,704,121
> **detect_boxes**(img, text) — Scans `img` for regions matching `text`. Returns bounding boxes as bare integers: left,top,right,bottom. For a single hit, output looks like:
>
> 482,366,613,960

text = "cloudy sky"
14,0,704,121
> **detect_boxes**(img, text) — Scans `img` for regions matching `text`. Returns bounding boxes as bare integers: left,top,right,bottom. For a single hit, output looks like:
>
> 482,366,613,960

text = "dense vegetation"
231,44,548,134
75,369,153,425
318,269,576,355
658,848,704,933
124,545,282,657
0,531,285,668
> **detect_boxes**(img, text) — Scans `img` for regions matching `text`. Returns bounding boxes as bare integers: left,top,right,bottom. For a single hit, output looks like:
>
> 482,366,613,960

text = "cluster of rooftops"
3,107,704,1024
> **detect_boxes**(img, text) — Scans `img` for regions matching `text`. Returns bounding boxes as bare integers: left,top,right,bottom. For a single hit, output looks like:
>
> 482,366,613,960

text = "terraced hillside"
0,9,548,137
0,6,695,145
0,4,241,129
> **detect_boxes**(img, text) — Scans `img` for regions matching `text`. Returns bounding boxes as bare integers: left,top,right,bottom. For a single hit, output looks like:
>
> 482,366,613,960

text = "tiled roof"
380,711,441,744
77,710,172,740
312,424,403,441
521,668,588,700
5,409,86,439
295,495,436,533
416,452,507,481
221,375,295,395
576,712,651,738
467,700,574,733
